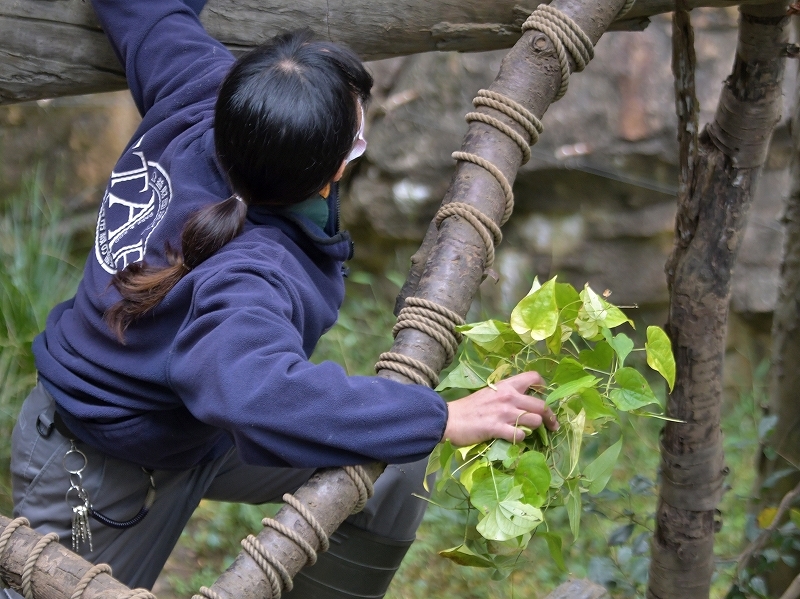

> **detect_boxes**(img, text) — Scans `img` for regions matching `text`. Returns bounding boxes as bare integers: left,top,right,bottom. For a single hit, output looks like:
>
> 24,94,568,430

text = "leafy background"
0,181,768,598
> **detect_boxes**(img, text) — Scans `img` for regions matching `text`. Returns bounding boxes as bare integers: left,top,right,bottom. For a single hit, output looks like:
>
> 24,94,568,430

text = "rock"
0,8,792,327
346,9,792,324
0,92,139,215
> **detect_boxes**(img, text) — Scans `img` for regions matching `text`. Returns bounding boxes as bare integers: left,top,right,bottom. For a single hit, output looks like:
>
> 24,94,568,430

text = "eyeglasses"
345,102,367,164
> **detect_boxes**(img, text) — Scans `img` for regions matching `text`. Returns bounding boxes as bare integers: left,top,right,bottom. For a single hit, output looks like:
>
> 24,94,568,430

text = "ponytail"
105,196,247,342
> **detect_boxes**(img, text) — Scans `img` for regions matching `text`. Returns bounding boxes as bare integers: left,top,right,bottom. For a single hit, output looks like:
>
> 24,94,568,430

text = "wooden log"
0,0,781,106
0,516,141,599
0,514,610,599
647,3,788,599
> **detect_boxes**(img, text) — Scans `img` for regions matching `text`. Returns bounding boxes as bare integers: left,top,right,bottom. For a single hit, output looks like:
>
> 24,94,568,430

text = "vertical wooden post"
648,4,789,599
750,14,800,596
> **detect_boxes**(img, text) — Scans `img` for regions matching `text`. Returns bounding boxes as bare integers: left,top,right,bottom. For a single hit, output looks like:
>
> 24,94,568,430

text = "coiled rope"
376,4,596,388
618,0,636,19
121,590,156,599
70,564,112,599
21,532,59,599
393,298,465,367
467,90,543,165
0,517,28,559
70,564,155,599
375,352,439,388
193,465,373,599
522,5,594,101
0,517,153,599
375,299,465,388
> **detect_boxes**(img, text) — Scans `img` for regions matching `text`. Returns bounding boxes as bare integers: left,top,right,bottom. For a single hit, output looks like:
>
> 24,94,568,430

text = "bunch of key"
71,490,93,552
64,440,93,552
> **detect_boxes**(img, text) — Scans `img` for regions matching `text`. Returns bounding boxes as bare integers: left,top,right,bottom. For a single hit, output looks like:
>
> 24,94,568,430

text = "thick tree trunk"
748,15,800,596
647,4,788,599
769,20,800,488
0,0,781,106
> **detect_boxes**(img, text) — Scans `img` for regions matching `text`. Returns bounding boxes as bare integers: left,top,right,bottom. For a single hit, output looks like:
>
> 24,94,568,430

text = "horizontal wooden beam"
0,0,779,106
0,516,140,599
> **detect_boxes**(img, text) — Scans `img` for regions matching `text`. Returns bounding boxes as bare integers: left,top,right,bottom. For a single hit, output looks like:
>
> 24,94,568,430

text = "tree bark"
768,18,800,486
747,14,800,597
0,515,143,599
0,0,781,106
647,3,788,599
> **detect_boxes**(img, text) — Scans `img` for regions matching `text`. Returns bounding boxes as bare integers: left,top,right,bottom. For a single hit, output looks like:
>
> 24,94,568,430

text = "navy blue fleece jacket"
32,0,448,470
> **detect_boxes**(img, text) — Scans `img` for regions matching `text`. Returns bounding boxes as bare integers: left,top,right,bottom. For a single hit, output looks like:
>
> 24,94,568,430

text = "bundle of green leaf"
424,277,676,575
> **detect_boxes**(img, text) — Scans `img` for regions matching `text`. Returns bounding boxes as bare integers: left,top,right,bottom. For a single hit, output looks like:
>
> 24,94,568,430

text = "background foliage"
0,176,83,512
0,183,768,598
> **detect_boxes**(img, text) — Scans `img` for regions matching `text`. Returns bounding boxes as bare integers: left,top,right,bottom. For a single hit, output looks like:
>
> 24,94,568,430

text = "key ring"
62,441,87,475
65,485,90,510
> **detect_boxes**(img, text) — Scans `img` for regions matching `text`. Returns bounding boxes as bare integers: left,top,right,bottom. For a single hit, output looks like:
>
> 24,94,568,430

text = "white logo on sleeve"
95,136,172,274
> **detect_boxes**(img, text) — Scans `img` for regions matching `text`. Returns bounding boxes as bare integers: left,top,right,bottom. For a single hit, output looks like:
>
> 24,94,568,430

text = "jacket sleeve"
91,0,231,117
167,267,448,468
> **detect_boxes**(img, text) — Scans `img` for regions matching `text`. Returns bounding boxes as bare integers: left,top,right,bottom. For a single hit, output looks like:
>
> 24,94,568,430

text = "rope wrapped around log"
194,465,373,599
376,3,595,388
0,517,155,599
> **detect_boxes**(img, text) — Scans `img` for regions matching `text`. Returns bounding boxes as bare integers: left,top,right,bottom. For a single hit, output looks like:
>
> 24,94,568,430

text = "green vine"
424,276,676,576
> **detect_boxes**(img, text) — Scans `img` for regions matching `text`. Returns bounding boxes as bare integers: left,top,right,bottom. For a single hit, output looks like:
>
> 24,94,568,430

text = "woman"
11,0,557,595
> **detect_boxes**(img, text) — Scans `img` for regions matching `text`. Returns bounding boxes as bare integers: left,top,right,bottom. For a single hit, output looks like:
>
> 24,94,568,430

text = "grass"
0,177,83,513
0,184,769,598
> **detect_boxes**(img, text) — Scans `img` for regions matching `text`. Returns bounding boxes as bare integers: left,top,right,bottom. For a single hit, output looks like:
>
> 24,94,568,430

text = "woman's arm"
168,268,556,467
168,267,449,468
91,0,231,116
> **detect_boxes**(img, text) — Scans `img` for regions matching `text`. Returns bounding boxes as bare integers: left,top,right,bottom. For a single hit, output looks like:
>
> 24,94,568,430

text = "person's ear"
332,159,347,182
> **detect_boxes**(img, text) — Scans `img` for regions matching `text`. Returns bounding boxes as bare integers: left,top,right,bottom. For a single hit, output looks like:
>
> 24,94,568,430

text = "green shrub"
0,177,82,511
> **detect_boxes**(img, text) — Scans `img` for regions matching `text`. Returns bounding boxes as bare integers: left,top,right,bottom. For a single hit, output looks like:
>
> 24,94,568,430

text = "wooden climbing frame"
0,0,792,598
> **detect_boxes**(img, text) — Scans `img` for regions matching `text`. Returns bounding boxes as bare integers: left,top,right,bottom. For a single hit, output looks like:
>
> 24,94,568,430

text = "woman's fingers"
499,376,559,431
543,410,559,430
442,370,559,447
515,395,559,431
502,370,544,393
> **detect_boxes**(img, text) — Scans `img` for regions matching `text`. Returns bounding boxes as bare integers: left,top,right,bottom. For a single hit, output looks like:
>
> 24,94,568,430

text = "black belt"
53,411,75,440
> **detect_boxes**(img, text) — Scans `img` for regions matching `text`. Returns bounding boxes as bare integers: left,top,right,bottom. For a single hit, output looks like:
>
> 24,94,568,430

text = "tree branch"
648,3,789,598
0,0,784,106
736,479,800,580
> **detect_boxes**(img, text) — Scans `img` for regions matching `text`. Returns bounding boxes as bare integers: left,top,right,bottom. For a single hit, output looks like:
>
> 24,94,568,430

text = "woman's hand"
442,371,558,447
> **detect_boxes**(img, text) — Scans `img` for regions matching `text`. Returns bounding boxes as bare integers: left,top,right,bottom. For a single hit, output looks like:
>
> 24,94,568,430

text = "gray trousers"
11,383,430,590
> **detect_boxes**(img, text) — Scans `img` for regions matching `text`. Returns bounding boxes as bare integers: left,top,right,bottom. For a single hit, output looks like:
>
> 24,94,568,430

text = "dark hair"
215,30,373,205
105,30,372,341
